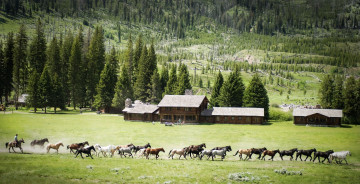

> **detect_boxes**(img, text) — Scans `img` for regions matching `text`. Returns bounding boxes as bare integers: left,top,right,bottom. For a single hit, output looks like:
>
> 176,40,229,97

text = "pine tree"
3,32,15,103
332,76,344,109
160,66,169,92
38,66,53,113
218,69,245,107
69,31,82,109
60,32,74,107
13,24,28,107
164,65,177,95
176,63,192,95
28,19,46,73
243,74,270,120
355,79,360,123
210,70,223,108
51,74,65,113
0,42,4,104
112,66,133,110
47,37,61,76
27,70,40,113
318,75,334,108
133,34,143,81
150,68,162,103
124,34,133,82
133,45,149,102
344,76,357,123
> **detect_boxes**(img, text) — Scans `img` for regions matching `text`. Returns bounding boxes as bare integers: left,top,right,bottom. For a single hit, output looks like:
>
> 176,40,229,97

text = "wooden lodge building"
123,95,265,124
293,109,343,126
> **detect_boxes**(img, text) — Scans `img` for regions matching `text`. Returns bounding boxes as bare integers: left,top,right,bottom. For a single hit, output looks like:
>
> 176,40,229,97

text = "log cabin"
200,107,264,124
293,109,342,126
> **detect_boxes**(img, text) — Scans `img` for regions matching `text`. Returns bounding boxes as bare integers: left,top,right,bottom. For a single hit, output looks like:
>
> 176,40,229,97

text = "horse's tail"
168,149,173,156
5,142,8,148
233,150,239,156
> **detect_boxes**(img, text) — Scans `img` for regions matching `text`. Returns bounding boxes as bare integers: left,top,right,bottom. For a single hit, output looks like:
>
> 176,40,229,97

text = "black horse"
75,145,96,159
30,138,49,148
296,148,316,161
133,143,151,154
249,147,267,159
187,143,206,158
279,148,298,161
313,150,334,163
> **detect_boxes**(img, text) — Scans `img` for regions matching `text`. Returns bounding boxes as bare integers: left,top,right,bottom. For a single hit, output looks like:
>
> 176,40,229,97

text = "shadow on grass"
340,124,353,128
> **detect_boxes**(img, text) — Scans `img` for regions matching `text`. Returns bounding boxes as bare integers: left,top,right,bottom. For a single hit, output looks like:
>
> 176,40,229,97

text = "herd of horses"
5,138,352,164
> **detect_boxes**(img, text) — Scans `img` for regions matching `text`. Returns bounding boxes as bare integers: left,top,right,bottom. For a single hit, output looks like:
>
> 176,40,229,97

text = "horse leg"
280,155,283,160
258,154,261,159
12,147,16,153
80,153,84,159
90,153,93,159
344,158,348,164
20,147,23,153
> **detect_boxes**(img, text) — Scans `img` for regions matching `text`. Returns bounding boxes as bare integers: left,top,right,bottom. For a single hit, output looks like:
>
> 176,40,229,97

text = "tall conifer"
210,70,223,108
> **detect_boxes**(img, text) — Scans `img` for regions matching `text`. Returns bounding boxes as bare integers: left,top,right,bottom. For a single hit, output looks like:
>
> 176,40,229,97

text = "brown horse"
233,148,253,160
67,141,89,154
261,149,280,161
168,147,188,160
112,143,134,156
187,143,206,158
146,148,165,159
47,142,64,153
5,138,25,153
31,138,49,148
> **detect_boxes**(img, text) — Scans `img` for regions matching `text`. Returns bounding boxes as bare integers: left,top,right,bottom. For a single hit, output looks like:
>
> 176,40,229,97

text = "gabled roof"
123,104,159,114
201,107,264,117
293,109,343,118
158,95,207,108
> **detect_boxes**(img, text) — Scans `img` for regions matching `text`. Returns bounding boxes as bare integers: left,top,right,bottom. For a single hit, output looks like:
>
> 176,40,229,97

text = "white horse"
211,146,232,161
94,144,116,157
168,148,187,160
199,150,212,160
119,146,135,158
329,151,351,164
137,148,146,158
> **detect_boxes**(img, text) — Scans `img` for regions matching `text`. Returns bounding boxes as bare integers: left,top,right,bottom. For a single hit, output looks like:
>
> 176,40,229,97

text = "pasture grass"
0,113,359,183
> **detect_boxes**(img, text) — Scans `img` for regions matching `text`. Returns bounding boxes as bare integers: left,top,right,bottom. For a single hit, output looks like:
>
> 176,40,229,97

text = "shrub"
269,107,293,121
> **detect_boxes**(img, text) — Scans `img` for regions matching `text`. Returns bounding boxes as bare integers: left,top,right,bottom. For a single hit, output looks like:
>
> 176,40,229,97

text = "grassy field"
0,112,359,183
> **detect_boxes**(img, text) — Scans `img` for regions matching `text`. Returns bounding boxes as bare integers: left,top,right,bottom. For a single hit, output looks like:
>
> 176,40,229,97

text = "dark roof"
201,107,264,117
158,95,207,107
122,104,159,114
293,109,343,118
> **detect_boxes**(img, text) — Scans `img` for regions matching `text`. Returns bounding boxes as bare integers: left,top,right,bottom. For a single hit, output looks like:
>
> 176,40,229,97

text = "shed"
293,108,342,126
200,107,264,124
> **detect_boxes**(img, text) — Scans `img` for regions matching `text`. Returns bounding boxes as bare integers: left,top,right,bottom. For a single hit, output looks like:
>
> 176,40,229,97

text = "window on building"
177,107,181,110
186,115,196,121
238,117,242,120
185,108,191,111
216,116,220,121
231,116,235,120
164,115,172,120
224,117,228,121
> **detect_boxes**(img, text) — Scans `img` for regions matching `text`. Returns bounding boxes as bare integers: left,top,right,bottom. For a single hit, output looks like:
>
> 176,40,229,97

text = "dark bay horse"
30,138,49,148
67,141,89,154
145,148,165,159
6,138,25,153
133,143,151,154
261,149,280,161
187,143,206,158
250,147,267,159
279,148,298,161
313,150,334,163
75,146,96,159
296,148,316,161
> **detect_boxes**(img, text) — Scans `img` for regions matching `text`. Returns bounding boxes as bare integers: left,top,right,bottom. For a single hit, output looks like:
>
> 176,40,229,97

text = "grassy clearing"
0,113,359,183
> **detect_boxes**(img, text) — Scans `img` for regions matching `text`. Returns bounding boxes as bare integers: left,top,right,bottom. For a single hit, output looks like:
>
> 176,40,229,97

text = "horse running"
145,148,165,160
119,146,135,158
168,147,188,160
5,138,25,153
249,147,267,159
46,142,64,153
31,138,49,148
112,143,134,155
67,141,89,154
75,145,96,159
233,149,253,160
313,150,334,163
295,148,316,161
329,151,351,164
199,150,213,160
133,143,151,155
187,143,206,158
279,148,298,161
94,144,116,157
211,146,232,161
261,149,280,161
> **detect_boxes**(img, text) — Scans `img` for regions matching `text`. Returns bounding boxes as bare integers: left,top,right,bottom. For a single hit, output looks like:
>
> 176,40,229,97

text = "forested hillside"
0,0,359,122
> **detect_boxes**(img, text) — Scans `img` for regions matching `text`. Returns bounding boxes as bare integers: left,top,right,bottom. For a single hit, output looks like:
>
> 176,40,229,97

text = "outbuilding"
200,107,264,124
293,109,342,126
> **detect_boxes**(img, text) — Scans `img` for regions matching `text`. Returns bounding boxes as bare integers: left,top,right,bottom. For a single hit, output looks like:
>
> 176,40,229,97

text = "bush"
269,107,293,121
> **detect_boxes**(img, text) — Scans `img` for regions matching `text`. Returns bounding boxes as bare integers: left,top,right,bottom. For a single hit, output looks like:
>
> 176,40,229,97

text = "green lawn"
0,113,359,183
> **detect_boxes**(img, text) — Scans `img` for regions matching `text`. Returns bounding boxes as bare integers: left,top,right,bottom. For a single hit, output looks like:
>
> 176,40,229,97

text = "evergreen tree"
210,70,224,108
28,19,46,73
47,37,61,76
332,76,344,109
243,74,270,120
112,66,133,110
13,24,28,106
68,31,83,109
3,32,15,103
355,79,360,123
133,45,149,102
164,65,177,95
150,68,162,103
318,75,334,108
124,34,133,82
218,69,245,107
51,74,65,113
160,66,169,92
133,34,143,81
38,66,53,113
0,42,4,104
176,63,192,95
344,76,357,123
27,70,40,112
60,32,74,107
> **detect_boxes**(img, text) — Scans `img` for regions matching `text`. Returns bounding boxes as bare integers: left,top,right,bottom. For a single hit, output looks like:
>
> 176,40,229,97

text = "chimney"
185,89,193,95
125,98,132,108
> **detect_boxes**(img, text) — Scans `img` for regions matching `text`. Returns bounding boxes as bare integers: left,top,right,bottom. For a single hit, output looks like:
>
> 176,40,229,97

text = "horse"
329,151,351,164
31,138,49,148
46,142,64,153
94,144,116,157
187,143,206,158
112,143,134,155
133,143,151,154
261,149,280,161
295,148,316,161
5,138,25,153
75,145,96,159
168,147,188,160
249,147,267,159
199,150,213,160
279,148,298,161
119,146,136,158
137,148,147,158
313,150,334,163
233,149,253,160
145,148,165,160
211,146,232,161
67,141,89,154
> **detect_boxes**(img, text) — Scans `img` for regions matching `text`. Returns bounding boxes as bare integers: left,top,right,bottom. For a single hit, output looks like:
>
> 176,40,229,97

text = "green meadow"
0,113,359,183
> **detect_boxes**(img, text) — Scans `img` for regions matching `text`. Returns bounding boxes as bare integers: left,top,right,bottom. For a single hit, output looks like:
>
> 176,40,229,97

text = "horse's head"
45,138,49,143
312,148,317,152
275,149,280,153
67,145,70,149
348,151,351,156
128,143,134,147
327,150,334,154
60,143,64,147
20,138,25,143
202,143,206,148
263,147,267,151
227,146,232,152
293,148,298,152
84,141,89,145
89,146,96,151
160,148,165,152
